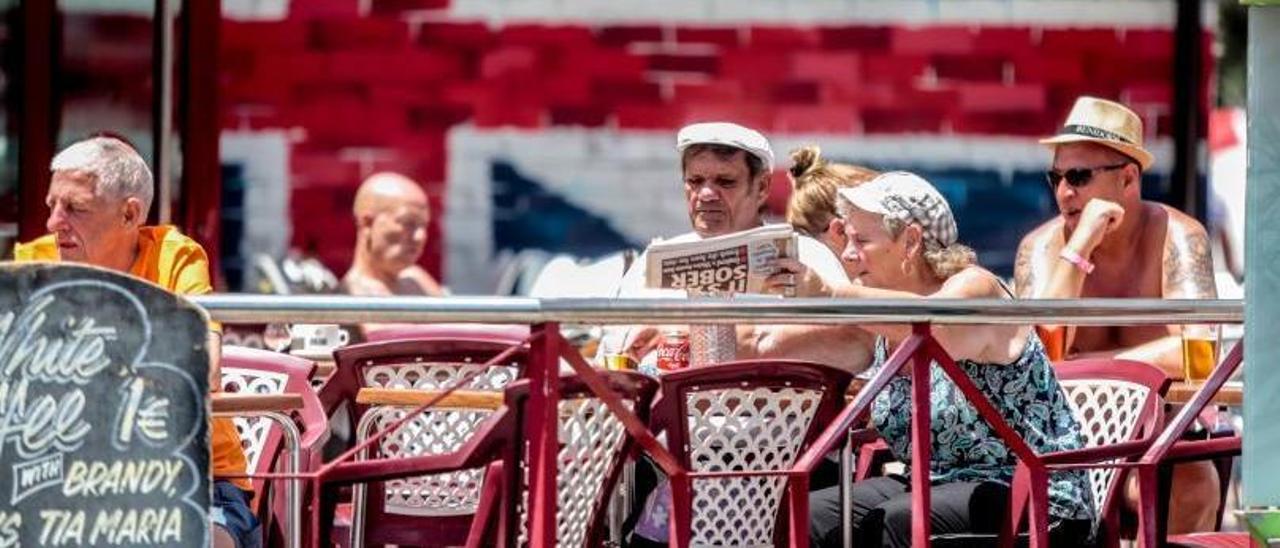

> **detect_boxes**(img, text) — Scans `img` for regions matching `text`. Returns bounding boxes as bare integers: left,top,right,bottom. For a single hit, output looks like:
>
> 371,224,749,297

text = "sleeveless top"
868,331,1096,522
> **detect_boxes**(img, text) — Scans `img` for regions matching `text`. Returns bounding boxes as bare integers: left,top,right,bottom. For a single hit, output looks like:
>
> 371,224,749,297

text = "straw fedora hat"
1040,96,1154,171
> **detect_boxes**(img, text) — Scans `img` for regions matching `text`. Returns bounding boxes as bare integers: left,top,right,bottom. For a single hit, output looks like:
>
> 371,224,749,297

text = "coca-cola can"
656,331,690,371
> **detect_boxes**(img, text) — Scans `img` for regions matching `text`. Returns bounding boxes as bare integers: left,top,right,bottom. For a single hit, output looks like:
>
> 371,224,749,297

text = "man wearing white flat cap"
604,121,848,363
1014,96,1220,533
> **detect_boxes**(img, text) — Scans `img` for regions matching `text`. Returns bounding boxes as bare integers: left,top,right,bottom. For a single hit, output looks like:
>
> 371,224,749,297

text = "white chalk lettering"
89,507,182,545
0,298,116,385
11,453,64,504
37,509,85,546
63,459,184,497
0,379,90,460
0,511,20,548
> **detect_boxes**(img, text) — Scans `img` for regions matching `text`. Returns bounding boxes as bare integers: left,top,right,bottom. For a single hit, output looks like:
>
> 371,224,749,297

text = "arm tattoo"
1164,229,1217,298
1014,239,1034,298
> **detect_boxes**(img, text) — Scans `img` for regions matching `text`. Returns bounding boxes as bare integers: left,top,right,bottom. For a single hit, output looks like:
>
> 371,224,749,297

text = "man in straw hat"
1014,96,1220,533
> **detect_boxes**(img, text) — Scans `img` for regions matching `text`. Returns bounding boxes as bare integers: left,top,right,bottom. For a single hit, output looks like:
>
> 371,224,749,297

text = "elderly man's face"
683,149,768,237
45,171,138,266
1050,142,1137,234
368,203,429,272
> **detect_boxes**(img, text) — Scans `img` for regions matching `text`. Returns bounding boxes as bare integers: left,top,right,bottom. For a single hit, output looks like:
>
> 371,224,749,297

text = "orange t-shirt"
14,226,252,491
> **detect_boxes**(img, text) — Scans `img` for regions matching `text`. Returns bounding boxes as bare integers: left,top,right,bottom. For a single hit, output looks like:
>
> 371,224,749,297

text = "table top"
212,392,305,414
1166,381,1243,406
356,387,504,410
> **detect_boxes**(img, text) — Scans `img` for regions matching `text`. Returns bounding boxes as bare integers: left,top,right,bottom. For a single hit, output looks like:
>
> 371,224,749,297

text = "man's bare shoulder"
1152,201,1216,298
400,265,446,296
342,271,391,296
1013,217,1063,297
1019,217,1065,251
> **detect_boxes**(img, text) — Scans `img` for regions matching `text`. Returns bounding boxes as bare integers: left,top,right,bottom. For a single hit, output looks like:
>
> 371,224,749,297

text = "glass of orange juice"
1181,324,1221,382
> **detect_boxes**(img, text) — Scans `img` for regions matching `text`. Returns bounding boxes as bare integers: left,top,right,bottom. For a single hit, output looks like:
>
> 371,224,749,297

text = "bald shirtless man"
1015,97,1220,533
342,172,446,296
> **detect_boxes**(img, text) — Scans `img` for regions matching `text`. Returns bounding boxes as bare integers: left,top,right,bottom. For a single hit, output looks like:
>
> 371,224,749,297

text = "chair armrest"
1040,438,1155,469
356,387,504,410
1162,436,1241,465
213,393,304,414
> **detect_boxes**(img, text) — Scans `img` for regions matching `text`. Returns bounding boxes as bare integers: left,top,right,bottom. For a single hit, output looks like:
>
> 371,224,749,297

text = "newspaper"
644,224,798,295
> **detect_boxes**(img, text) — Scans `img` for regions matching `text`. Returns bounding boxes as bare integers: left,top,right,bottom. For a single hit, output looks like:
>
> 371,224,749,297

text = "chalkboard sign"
0,263,210,547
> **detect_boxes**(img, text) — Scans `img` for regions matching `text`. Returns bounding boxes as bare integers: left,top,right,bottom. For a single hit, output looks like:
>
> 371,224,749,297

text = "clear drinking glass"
1181,324,1221,382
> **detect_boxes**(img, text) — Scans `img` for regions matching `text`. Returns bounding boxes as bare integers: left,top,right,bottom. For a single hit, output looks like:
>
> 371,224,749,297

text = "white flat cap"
676,122,774,172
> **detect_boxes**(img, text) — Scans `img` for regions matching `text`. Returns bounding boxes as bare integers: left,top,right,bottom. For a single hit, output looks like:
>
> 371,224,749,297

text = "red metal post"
787,473,811,547
177,0,222,277
669,471,693,547
910,323,933,546
16,0,56,242
526,322,561,546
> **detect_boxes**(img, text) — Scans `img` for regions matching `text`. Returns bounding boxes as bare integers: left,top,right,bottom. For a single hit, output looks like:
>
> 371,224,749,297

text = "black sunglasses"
1044,163,1130,189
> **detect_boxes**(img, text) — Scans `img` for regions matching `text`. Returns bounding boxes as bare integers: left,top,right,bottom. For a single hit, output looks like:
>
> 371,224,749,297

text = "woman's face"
839,207,910,289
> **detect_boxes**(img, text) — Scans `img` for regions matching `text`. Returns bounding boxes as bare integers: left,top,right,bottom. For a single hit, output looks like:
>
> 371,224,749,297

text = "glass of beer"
1181,324,1221,382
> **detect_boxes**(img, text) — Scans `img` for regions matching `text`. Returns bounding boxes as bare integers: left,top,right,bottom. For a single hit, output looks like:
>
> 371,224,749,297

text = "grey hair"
836,195,976,279
50,137,153,214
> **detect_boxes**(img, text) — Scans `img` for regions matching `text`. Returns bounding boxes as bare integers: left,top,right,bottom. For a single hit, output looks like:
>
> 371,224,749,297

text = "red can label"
656,333,689,371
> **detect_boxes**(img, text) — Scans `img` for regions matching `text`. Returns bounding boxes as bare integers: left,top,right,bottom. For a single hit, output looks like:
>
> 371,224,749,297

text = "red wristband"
1059,247,1095,274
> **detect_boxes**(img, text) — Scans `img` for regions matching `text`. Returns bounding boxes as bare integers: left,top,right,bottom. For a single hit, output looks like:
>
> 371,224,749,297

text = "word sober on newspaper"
646,224,797,295
0,263,210,547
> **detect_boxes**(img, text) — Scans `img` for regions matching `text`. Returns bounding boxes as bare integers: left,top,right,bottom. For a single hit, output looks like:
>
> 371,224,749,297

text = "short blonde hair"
785,145,878,237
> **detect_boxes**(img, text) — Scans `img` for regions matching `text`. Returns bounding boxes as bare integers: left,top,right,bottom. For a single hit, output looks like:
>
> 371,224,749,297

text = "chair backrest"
651,360,852,547
499,371,658,547
326,333,528,545
1054,359,1170,522
221,346,321,498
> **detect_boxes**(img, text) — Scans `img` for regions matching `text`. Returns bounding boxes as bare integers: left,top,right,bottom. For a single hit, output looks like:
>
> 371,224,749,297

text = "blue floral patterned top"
868,331,1096,522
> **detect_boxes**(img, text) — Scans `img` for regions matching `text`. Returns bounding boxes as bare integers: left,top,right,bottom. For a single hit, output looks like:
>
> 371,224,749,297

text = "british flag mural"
206,0,1215,292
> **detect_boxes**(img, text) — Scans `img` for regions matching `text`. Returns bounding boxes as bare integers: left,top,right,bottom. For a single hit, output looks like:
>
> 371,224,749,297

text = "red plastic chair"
220,345,330,547
648,360,852,546
318,331,530,547
320,371,659,547
1051,359,1172,546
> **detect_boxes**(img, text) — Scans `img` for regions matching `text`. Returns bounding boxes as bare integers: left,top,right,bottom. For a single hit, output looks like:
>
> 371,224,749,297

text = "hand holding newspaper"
644,224,798,295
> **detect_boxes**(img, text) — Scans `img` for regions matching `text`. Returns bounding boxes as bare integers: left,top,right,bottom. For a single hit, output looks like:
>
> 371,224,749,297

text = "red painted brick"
819,26,891,51
221,20,307,51
1040,28,1123,55
253,52,333,83
407,103,473,129
673,82,745,103
498,25,594,48
934,54,1005,82
557,49,647,80
770,81,821,104
1010,55,1083,85
861,106,947,133
956,83,1046,112
418,22,495,50
289,0,359,18
791,52,860,82
598,25,664,46
1121,84,1172,106
862,54,928,83
721,49,791,81
748,26,821,49
473,101,545,128
615,104,683,129
951,111,1053,136
370,0,450,14
676,27,741,48
891,26,974,55
328,51,464,83
774,105,857,133
592,80,663,105
539,77,594,107
1086,55,1171,85
549,105,610,127
973,27,1033,54
647,53,720,74
1123,29,1175,58
480,46,540,79
309,18,410,50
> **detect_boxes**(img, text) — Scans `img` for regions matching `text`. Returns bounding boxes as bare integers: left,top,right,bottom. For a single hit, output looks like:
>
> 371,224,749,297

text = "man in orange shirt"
13,136,258,548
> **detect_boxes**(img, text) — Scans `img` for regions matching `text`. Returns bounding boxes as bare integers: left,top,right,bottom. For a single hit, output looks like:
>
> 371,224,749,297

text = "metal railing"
193,295,1244,325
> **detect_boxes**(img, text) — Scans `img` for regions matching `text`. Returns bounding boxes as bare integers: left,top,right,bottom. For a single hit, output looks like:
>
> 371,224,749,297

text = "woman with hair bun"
785,146,879,277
